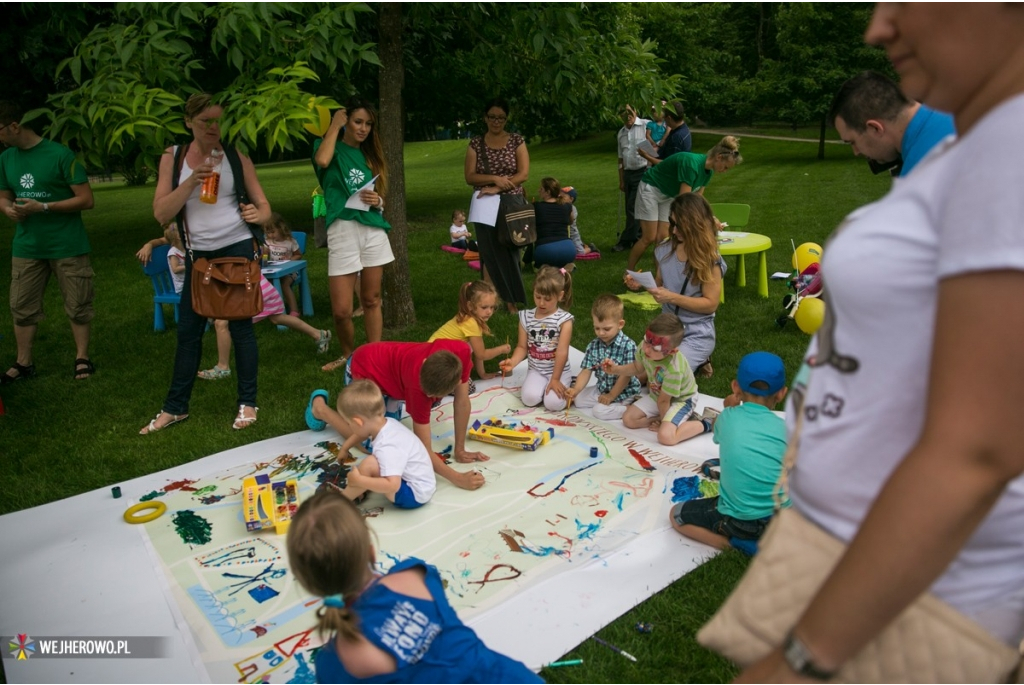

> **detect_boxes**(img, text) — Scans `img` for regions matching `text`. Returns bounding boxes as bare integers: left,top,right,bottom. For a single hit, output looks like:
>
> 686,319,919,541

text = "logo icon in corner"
10,633,34,660
19,173,35,190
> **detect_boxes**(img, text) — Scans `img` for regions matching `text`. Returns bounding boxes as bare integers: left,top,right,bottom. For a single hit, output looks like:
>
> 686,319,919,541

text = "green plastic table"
718,231,772,301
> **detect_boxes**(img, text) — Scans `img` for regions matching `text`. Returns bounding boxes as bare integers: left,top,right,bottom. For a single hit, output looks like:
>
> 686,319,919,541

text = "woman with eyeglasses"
628,193,724,376
464,98,529,313
141,93,271,434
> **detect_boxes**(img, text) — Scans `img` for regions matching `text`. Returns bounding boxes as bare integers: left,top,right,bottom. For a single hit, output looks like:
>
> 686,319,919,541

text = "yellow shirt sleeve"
428,316,482,342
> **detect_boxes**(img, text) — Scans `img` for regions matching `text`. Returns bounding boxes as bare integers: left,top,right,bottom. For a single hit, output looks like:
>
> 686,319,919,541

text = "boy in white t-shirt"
333,379,437,509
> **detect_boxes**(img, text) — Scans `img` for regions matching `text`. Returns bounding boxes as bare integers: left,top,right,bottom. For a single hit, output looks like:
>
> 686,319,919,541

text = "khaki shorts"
10,255,95,326
634,181,673,223
632,392,695,426
326,219,395,276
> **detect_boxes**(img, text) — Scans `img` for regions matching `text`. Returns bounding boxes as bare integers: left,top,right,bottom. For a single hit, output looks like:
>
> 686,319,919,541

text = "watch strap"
783,632,836,680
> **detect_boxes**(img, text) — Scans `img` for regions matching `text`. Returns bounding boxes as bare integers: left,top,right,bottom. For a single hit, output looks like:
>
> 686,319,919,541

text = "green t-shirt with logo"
311,138,391,232
642,151,712,199
0,139,90,259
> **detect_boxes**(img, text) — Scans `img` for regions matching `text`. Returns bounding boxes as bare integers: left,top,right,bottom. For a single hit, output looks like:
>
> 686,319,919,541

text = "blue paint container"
589,447,599,458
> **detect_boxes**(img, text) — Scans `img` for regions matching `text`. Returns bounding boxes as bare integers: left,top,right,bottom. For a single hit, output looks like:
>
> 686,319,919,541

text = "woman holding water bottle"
140,93,271,434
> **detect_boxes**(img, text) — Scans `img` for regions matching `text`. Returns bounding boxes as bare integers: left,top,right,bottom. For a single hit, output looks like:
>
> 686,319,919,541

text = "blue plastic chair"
142,244,181,332
293,231,307,254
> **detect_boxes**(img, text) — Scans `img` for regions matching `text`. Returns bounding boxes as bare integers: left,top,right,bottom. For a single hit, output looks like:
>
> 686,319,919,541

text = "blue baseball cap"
737,352,786,396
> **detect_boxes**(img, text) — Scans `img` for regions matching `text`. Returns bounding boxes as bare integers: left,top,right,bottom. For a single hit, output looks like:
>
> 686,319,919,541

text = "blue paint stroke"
612,490,626,511
186,585,316,648
575,518,602,540
287,651,317,684
519,543,569,558
528,460,601,498
671,476,702,503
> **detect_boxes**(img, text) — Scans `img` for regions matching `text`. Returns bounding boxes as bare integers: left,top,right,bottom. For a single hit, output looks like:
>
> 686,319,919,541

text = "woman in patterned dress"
464,98,529,313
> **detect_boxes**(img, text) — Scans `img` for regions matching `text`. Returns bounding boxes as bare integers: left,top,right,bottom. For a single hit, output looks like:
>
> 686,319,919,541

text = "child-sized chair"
142,244,181,332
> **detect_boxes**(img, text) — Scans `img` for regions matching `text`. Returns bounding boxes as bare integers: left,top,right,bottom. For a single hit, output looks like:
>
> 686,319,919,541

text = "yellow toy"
123,500,167,524
243,475,300,534
468,418,554,451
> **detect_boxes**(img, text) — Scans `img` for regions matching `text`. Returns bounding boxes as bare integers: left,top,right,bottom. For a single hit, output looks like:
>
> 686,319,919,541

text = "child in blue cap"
669,351,789,550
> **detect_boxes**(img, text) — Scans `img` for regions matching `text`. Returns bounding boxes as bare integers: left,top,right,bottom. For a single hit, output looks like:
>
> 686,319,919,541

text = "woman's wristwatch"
783,632,836,680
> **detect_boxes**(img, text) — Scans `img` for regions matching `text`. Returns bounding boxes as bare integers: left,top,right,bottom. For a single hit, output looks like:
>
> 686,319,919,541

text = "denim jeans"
163,239,259,415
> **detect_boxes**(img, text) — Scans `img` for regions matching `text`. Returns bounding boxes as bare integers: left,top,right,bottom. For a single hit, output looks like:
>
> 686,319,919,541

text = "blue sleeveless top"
314,557,542,683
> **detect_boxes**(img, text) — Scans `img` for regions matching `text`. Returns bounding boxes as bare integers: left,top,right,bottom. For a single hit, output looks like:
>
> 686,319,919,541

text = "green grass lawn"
0,132,889,682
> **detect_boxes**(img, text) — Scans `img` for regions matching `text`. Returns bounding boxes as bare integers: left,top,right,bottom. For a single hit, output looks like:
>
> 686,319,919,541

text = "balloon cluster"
777,242,825,334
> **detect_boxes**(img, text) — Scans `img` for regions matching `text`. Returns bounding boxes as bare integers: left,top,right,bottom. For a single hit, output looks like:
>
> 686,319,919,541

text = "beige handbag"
696,411,1023,683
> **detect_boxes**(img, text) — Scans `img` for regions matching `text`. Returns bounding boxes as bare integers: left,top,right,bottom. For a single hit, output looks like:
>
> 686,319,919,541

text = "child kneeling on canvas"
288,490,542,683
333,379,436,509
603,313,711,446
670,352,788,550
566,293,640,420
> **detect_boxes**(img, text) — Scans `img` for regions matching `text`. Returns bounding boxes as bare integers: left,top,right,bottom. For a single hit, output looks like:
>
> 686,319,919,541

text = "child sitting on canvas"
449,209,478,251
287,490,542,683
559,186,597,257
428,281,511,380
264,212,303,317
602,313,711,446
670,352,788,549
197,277,331,380
499,265,574,411
332,379,436,509
135,223,186,293
566,294,640,420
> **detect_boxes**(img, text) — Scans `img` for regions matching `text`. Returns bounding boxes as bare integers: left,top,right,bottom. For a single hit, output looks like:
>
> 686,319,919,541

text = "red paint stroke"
459,551,470,558
627,448,657,472
536,417,575,427
164,478,199,492
275,628,313,657
547,531,575,558
595,510,608,517
468,563,523,593
609,477,655,499
527,462,601,498
250,625,268,638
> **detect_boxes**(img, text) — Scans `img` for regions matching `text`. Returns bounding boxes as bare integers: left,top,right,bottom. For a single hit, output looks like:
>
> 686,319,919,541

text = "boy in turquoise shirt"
670,351,788,549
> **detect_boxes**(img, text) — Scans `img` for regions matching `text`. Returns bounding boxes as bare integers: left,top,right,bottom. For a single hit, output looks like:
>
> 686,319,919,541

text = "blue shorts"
671,497,771,541
393,480,426,509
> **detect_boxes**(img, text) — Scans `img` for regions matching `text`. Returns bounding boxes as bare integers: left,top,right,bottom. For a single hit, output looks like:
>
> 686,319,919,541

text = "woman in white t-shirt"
736,5,1024,681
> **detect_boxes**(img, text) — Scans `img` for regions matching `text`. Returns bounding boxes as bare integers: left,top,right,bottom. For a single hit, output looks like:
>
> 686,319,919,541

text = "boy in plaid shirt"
566,294,640,420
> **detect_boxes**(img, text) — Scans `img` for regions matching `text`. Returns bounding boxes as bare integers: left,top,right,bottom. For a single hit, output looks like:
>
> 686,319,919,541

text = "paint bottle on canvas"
199,150,223,204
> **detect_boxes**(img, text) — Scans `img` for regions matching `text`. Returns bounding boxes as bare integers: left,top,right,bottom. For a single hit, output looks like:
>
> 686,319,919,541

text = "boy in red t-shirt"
306,339,487,491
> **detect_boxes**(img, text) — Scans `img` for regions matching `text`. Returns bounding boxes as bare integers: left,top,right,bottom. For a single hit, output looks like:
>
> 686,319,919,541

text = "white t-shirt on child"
450,224,469,243
519,308,573,376
266,237,299,262
167,246,185,294
371,418,436,504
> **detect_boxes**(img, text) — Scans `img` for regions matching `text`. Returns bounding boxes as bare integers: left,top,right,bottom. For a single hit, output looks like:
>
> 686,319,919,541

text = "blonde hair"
456,281,497,336
707,135,743,164
452,209,466,221
162,223,183,250
591,293,624,322
264,212,293,240
533,265,574,309
420,350,463,398
664,193,720,286
337,379,385,421
647,313,685,350
286,490,373,643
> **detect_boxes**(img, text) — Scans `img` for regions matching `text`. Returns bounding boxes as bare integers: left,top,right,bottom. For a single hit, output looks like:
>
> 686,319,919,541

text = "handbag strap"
773,393,806,511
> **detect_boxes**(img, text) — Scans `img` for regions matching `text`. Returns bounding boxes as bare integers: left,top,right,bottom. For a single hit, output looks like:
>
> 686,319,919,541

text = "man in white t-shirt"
614,105,649,252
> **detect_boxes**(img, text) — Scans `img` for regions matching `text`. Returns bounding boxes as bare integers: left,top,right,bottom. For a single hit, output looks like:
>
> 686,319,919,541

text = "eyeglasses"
194,117,222,129
486,115,507,123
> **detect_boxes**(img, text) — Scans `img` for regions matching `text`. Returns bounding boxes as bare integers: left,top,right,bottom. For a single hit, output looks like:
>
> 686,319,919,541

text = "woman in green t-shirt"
627,136,742,274
313,97,393,373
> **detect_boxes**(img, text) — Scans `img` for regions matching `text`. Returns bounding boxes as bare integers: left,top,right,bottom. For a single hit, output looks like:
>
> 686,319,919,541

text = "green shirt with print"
0,139,90,259
311,138,391,232
642,152,712,199
637,345,697,402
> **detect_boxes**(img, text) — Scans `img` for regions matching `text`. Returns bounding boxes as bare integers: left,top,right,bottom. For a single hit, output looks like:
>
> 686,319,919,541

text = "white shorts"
632,393,695,426
327,219,395,277
634,181,673,223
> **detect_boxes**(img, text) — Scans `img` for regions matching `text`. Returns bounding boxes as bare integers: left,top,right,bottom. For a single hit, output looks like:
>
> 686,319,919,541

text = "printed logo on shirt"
19,173,34,189
375,600,442,665
346,167,366,191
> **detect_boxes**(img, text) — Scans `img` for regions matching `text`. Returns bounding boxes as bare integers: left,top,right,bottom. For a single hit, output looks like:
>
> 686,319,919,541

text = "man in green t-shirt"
0,101,96,383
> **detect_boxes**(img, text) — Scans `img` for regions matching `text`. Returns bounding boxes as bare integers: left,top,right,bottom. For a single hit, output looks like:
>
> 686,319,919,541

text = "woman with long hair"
313,96,392,372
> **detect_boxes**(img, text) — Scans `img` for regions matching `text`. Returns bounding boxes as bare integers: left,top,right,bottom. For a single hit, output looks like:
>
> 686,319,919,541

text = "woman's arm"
678,182,693,196
313,110,347,169
546,319,574,398
650,268,722,314
739,270,1024,682
153,148,210,226
237,152,271,225
464,144,511,190
508,139,530,189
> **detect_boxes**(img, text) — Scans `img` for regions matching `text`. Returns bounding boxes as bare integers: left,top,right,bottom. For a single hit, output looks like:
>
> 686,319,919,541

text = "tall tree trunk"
379,3,416,329
818,112,827,160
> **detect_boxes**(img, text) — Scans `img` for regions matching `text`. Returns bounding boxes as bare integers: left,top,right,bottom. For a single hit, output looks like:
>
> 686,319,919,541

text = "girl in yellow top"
428,281,511,379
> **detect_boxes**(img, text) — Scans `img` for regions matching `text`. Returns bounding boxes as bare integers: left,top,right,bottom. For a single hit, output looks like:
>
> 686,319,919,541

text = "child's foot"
316,330,332,354
197,365,231,380
321,356,347,372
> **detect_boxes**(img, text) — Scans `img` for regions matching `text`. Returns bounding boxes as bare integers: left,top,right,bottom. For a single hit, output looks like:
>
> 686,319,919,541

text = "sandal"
316,330,332,355
321,356,347,373
197,366,231,380
140,411,189,435
1,362,35,385
232,405,259,431
306,389,329,432
73,358,96,380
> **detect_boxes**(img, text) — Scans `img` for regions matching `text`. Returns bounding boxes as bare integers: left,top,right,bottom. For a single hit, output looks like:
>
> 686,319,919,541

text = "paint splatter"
594,510,608,518
164,478,199,492
527,461,601,498
536,417,575,427
575,518,601,540
468,564,523,593
671,476,702,503
612,491,626,511
193,485,218,496
627,448,656,471
199,494,226,505
699,480,720,499
172,510,213,547
139,490,165,502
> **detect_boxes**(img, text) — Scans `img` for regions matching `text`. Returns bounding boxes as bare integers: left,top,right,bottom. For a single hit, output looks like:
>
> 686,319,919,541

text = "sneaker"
695,407,720,433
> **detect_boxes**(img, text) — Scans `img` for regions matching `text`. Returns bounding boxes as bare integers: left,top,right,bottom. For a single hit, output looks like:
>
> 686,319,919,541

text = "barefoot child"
287,490,542,683
670,352,788,549
603,313,712,446
566,293,640,420
428,281,511,380
500,266,574,411
263,212,303,316
331,379,436,509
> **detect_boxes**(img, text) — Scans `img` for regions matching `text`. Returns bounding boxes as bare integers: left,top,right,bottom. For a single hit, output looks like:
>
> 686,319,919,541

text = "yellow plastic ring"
123,501,167,524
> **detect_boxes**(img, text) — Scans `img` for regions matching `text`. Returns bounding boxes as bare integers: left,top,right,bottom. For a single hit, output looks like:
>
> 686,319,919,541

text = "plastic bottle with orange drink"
199,150,224,204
